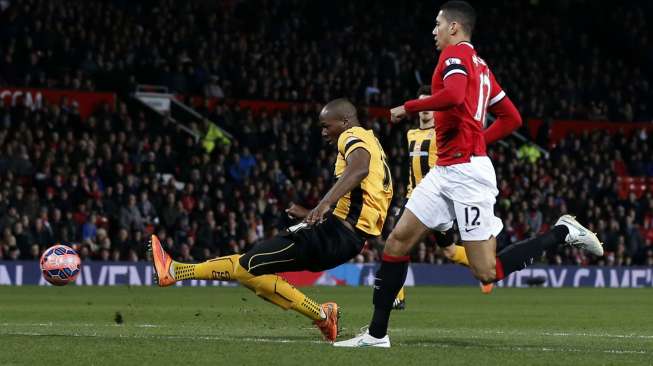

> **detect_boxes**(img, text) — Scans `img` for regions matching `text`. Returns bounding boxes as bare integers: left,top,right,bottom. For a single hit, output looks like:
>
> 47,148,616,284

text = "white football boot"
555,215,604,256
333,329,390,348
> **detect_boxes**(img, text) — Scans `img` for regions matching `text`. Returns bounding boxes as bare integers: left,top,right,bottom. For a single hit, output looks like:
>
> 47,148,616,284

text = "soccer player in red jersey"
335,0,603,348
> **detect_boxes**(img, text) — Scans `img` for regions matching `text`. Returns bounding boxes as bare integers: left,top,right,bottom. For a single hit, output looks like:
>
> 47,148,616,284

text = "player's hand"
305,201,331,226
390,105,407,123
286,202,309,219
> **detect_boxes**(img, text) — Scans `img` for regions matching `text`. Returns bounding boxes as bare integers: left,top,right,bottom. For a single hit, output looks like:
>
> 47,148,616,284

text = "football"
39,244,82,286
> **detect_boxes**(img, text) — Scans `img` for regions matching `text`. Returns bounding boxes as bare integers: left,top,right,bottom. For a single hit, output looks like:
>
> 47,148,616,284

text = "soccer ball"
39,244,81,286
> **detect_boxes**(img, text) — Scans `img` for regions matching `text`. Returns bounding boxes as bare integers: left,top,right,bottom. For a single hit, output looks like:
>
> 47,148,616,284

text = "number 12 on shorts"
464,206,481,228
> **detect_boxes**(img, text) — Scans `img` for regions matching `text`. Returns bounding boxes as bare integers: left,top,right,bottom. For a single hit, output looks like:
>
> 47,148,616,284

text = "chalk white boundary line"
3,323,653,340
0,330,649,355
388,327,653,340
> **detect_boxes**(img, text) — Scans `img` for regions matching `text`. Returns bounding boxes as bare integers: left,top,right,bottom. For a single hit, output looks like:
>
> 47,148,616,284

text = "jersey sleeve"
487,70,506,107
439,46,469,80
338,130,369,159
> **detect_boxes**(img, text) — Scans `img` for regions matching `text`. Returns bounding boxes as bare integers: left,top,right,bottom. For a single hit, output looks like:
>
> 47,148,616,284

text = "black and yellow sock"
172,255,252,281
170,255,324,321
243,274,324,321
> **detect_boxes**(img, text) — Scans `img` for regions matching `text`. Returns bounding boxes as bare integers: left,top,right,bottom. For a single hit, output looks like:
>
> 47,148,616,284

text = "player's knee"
470,265,496,283
477,271,496,284
244,274,275,295
384,233,409,256
232,255,255,281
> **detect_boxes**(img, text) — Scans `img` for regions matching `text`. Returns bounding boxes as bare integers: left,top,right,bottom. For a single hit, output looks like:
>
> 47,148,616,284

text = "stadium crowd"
1,98,653,266
0,0,651,122
0,0,652,266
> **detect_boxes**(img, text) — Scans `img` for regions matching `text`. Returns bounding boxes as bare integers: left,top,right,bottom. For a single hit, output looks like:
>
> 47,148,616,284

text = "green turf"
0,286,651,365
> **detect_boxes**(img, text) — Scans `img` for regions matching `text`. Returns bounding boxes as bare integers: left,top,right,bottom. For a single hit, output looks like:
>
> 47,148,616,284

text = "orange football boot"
480,282,494,294
314,302,340,342
148,234,176,287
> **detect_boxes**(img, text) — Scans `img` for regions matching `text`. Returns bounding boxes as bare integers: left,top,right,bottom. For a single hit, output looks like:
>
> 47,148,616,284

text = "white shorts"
405,156,503,241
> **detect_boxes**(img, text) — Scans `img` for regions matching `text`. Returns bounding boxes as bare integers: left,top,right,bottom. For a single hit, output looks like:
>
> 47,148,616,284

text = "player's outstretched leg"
493,215,602,282
148,235,340,341
241,274,340,342
149,234,250,285
555,215,603,255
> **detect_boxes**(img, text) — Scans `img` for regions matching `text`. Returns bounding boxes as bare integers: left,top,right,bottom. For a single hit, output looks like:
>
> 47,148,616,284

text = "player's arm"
405,74,467,112
391,50,469,122
286,203,310,219
390,75,466,122
483,96,522,145
305,148,370,225
483,71,522,145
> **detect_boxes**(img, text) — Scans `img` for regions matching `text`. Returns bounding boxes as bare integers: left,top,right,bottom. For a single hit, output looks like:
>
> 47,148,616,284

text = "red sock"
495,257,505,281
382,253,410,263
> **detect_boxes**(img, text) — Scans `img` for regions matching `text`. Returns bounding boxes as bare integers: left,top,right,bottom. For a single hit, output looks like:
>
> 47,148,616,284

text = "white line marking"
0,330,649,355
4,323,653,341
387,327,653,340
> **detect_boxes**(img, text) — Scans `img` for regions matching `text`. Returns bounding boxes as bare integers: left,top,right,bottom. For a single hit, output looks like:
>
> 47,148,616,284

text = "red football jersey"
431,41,505,166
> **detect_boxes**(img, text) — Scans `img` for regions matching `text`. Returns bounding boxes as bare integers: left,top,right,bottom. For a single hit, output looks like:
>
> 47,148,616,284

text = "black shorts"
239,214,366,276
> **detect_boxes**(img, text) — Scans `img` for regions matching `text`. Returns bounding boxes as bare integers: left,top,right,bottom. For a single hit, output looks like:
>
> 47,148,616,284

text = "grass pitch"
1,286,651,365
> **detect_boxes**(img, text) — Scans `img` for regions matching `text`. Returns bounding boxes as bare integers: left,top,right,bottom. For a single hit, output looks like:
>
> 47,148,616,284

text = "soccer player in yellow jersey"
149,98,393,342
393,85,491,310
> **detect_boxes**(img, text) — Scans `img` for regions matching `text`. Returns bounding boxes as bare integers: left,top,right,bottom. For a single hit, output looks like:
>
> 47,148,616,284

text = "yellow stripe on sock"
396,287,406,301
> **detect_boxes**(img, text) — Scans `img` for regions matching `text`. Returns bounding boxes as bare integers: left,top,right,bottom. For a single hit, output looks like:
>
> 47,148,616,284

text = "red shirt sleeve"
404,73,467,113
487,70,506,108
483,96,522,145
404,45,470,113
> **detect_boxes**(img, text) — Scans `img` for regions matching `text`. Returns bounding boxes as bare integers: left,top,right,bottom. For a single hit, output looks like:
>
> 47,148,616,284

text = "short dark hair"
416,85,431,97
440,1,476,36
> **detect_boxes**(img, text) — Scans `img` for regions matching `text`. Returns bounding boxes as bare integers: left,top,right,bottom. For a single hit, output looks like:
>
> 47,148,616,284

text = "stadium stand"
0,0,652,266
0,0,650,121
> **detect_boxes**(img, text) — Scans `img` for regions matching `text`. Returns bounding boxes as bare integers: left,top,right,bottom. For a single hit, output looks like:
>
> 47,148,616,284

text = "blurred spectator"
119,194,145,232
81,213,98,242
0,0,652,266
0,0,650,122
2,97,653,264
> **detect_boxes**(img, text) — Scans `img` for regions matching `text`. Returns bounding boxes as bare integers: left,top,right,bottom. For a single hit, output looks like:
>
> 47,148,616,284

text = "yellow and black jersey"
332,126,393,236
406,128,437,197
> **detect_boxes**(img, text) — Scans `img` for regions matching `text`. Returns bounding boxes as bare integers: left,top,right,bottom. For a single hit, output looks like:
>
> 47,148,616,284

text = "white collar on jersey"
457,41,474,49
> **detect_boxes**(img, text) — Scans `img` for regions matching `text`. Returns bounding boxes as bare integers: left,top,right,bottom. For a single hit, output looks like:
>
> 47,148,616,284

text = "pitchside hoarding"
1,261,651,288
0,88,115,118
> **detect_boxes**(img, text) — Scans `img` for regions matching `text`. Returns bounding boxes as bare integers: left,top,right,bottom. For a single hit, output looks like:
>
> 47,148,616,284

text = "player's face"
320,117,342,145
418,95,434,123
433,11,450,51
